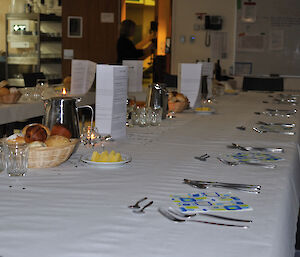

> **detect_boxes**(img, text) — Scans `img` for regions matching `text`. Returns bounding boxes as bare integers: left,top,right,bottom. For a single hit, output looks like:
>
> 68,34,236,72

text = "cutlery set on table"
130,192,254,228
194,143,284,169
184,179,261,194
254,108,297,117
129,178,258,228
130,94,294,229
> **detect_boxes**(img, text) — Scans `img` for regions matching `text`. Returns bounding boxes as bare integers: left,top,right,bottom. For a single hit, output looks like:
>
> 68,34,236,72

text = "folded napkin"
170,192,252,213
227,152,283,163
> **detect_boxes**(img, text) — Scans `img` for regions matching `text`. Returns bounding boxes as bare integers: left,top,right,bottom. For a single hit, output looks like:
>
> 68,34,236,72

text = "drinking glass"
19,87,32,102
149,108,162,126
126,98,136,127
32,88,41,101
36,79,49,100
131,107,140,126
4,142,29,177
138,107,148,127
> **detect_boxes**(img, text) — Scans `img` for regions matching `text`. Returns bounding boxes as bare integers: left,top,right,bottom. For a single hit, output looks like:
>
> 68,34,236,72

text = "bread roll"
23,124,50,143
176,93,186,102
0,87,10,97
51,124,72,139
6,133,25,144
45,135,70,147
63,76,71,84
0,80,8,88
22,123,50,137
63,76,71,90
28,141,47,148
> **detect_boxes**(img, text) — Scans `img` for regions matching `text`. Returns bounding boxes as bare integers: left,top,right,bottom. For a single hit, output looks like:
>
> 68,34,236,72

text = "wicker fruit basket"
28,139,79,169
0,92,22,104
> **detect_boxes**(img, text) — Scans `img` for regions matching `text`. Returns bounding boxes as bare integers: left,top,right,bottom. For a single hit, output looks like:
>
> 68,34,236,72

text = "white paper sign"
122,60,143,92
95,65,128,139
70,60,96,95
63,49,74,60
237,34,266,52
100,12,114,23
179,63,202,108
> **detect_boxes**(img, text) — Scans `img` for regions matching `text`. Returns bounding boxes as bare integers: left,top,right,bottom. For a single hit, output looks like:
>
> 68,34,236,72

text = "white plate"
81,153,132,168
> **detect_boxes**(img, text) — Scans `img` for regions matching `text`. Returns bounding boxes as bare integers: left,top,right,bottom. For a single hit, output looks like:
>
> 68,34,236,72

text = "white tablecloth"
0,92,299,257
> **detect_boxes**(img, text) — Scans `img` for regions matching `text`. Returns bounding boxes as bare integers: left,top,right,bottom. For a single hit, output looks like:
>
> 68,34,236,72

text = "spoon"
133,201,154,214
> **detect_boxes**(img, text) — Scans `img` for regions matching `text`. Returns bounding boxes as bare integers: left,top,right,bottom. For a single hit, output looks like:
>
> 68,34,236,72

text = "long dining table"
0,91,299,257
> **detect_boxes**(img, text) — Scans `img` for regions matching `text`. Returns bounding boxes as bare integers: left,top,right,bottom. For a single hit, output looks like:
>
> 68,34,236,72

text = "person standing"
117,19,153,63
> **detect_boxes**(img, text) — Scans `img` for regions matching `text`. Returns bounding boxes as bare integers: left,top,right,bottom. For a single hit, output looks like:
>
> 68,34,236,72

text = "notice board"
235,0,300,77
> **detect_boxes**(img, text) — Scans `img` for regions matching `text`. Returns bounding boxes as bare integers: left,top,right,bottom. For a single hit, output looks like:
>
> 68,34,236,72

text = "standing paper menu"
122,60,143,92
70,60,97,95
179,63,202,108
95,65,128,139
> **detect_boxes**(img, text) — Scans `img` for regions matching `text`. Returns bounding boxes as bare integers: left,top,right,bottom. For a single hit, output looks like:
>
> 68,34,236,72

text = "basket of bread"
168,91,189,113
6,123,79,168
0,81,21,104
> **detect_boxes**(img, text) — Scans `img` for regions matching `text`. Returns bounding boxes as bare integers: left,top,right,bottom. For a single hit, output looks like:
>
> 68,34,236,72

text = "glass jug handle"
77,105,94,132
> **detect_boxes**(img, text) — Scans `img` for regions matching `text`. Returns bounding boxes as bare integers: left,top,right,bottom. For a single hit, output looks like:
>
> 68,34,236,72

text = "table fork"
158,208,249,229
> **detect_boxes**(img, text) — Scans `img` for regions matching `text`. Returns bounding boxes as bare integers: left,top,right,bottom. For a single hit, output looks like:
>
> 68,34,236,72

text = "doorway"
120,0,172,83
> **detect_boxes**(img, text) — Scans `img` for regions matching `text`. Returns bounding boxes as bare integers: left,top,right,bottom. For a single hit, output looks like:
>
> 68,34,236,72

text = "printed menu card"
179,63,203,108
95,65,128,139
70,59,97,95
122,60,143,92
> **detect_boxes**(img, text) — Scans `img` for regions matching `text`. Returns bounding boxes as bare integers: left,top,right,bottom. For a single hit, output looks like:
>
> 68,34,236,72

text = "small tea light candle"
91,133,96,140
62,88,67,95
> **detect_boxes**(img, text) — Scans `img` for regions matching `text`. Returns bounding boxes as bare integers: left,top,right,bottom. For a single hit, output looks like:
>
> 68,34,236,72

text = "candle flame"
91,133,96,140
62,88,67,95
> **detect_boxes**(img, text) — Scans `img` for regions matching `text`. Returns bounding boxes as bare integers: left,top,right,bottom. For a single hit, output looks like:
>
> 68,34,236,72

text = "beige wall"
171,0,236,74
0,0,10,52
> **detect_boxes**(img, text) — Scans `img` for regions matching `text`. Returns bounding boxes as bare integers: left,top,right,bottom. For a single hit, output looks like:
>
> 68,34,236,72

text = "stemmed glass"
35,79,48,100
